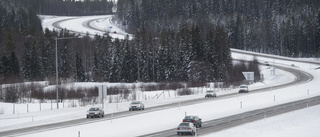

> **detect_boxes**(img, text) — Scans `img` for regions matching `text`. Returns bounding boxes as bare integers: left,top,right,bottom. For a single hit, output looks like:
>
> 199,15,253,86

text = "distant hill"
116,0,320,58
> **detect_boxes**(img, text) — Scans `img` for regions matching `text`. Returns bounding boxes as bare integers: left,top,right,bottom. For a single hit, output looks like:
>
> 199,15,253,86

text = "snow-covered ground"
0,15,319,137
203,104,320,137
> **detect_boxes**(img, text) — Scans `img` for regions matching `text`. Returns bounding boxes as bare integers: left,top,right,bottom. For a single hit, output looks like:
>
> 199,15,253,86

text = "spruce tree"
75,52,86,82
30,44,42,81
109,39,122,82
41,29,55,79
121,35,137,82
59,40,72,79
316,11,320,57
2,31,20,81
22,41,32,81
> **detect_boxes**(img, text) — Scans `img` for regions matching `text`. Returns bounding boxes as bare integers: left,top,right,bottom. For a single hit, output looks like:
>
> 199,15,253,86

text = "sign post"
99,85,107,109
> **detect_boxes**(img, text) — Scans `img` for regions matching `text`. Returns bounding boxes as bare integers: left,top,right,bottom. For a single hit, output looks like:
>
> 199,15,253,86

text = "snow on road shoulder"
202,101,320,137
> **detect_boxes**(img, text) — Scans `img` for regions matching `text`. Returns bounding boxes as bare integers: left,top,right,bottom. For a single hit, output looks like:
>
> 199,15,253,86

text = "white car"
129,101,145,111
238,85,249,93
86,107,104,118
176,122,197,135
205,90,216,98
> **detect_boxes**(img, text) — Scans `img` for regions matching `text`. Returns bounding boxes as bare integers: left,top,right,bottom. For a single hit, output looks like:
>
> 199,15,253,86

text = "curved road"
82,17,126,35
51,16,131,38
51,17,90,35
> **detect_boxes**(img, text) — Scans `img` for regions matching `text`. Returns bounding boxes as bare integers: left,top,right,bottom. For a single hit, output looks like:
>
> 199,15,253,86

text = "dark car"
183,115,202,128
176,122,197,135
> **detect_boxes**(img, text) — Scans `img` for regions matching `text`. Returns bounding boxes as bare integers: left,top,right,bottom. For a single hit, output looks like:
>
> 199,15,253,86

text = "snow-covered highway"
0,15,319,137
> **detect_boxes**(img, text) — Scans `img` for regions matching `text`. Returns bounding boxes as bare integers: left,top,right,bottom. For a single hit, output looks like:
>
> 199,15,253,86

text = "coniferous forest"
1,0,320,86
116,0,320,57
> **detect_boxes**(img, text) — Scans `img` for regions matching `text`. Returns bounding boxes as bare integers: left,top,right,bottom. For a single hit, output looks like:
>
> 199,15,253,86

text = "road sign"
98,85,107,100
242,72,254,81
99,85,107,109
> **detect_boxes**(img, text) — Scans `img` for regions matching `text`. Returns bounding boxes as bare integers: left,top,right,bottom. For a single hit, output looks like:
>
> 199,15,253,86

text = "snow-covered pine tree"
75,52,86,82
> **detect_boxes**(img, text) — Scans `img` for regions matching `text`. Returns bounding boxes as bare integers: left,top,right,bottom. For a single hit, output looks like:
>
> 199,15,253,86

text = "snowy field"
203,104,320,137
0,15,319,137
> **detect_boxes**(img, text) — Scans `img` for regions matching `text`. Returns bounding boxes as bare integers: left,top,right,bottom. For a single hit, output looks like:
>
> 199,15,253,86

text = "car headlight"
95,112,99,114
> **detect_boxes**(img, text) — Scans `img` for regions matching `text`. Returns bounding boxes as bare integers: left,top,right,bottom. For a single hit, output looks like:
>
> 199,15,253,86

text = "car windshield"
184,116,195,119
179,123,189,126
240,86,247,88
89,107,98,111
131,101,140,104
206,91,213,93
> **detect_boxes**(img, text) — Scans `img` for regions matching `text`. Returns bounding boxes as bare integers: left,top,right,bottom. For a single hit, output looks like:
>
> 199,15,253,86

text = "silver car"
239,85,249,93
129,101,145,111
86,107,104,118
205,90,216,98
176,122,197,135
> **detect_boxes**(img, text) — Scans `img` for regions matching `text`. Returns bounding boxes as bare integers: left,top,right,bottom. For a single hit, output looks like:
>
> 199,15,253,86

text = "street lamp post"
55,37,79,109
